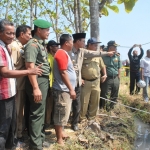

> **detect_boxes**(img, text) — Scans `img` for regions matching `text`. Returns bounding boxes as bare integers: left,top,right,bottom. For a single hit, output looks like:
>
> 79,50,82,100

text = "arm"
101,66,107,83
26,62,42,103
82,48,115,58
141,68,144,80
138,45,144,59
60,70,76,100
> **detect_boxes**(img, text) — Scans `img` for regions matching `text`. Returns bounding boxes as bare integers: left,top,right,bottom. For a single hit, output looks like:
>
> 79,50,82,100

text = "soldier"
24,19,51,149
9,25,32,145
80,38,107,121
45,40,59,128
68,33,115,131
100,41,121,111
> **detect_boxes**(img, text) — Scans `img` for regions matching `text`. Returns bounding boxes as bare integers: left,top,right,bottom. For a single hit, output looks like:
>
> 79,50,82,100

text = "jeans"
143,76,150,101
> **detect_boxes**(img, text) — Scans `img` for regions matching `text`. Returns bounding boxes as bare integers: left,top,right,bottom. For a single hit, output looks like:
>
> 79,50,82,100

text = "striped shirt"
0,40,16,100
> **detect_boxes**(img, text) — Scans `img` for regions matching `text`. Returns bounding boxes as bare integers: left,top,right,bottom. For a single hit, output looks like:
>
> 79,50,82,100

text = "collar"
72,47,78,54
0,40,6,47
33,35,44,45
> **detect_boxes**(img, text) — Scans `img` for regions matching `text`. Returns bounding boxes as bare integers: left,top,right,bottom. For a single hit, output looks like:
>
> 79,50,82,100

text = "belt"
107,75,118,79
82,77,98,81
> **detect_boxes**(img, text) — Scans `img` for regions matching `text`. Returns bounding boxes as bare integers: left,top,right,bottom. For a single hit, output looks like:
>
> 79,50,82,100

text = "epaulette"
32,38,38,43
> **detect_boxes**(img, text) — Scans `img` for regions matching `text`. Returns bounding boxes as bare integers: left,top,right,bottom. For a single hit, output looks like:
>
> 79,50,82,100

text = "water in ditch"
134,118,150,150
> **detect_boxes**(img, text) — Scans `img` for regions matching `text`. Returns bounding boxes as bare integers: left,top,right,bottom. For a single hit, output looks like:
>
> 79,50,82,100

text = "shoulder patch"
31,43,38,48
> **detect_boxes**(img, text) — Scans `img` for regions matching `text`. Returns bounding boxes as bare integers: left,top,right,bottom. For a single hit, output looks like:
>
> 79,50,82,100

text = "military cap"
47,40,60,47
33,19,52,28
107,41,119,47
72,33,86,40
87,37,101,44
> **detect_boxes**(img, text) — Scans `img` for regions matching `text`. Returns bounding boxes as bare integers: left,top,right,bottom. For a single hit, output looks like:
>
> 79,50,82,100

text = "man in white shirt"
140,49,150,102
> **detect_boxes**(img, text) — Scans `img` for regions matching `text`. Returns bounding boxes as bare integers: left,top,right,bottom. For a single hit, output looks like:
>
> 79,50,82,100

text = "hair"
147,49,150,53
73,38,82,43
0,19,14,33
34,25,38,33
60,34,72,46
16,25,31,38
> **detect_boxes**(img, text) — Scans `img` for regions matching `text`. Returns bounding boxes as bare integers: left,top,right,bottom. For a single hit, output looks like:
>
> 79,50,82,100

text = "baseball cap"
47,40,60,46
87,37,101,44
107,41,119,47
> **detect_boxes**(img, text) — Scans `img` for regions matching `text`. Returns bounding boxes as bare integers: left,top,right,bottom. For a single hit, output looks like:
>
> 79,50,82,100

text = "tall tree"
89,0,100,40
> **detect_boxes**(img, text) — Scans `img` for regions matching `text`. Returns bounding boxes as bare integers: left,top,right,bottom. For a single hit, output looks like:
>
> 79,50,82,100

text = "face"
20,28,31,45
66,38,73,51
77,38,85,48
108,45,117,52
88,43,98,51
0,25,15,45
133,50,138,56
50,45,59,54
39,28,50,40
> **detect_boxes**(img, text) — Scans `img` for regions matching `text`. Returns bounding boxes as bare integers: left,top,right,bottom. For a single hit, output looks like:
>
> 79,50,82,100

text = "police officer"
10,25,32,145
100,41,121,111
68,33,115,131
80,38,107,121
24,19,51,149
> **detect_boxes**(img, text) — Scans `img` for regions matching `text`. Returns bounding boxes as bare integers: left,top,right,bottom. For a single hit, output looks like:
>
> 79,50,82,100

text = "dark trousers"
0,96,16,150
130,71,140,95
71,86,81,125
100,76,120,111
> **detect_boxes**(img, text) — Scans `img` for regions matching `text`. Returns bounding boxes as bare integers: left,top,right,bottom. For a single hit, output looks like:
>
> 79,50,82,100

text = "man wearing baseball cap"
100,40,121,111
45,40,59,128
80,38,107,121
24,19,51,149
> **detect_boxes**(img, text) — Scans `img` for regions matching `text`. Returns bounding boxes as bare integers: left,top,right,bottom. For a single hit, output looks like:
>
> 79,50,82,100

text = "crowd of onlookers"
0,18,150,150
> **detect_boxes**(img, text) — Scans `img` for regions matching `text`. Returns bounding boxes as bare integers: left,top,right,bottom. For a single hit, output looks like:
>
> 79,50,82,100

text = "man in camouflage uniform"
10,25,31,144
24,19,51,149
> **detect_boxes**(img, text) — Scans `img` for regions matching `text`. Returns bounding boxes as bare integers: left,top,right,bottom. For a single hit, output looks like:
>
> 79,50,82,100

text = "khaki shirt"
68,47,107,86
9,40,25,90
81,57,105,80
24,35,50,76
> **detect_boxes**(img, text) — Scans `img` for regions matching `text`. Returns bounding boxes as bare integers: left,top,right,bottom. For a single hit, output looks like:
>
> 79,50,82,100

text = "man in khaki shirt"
10,25,31,142
68,33,115,131
80,38,107,121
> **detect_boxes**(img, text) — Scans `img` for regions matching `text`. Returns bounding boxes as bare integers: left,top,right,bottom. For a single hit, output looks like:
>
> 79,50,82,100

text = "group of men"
0,17,123,150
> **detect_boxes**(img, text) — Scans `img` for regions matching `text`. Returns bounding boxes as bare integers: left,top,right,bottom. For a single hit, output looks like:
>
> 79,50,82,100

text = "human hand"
82,79,85,86
101,75,107,83
28,64,43,76
70,90,76,100
107,51,115,57
33,87,42,103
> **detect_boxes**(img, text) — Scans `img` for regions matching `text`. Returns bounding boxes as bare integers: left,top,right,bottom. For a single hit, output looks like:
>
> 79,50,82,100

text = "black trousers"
130,71,140,95
100,76,120,111
0,96,16,150
71,86,81,125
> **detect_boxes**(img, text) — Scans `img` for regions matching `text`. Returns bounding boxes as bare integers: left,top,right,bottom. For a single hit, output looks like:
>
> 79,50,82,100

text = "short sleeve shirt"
24,35,50,76
102,54,121,77
0,40,16,100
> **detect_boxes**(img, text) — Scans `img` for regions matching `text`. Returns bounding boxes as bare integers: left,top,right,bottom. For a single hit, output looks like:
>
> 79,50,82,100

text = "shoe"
71,124,79,131
144,98,149,103
45,130,52,135
42,141,50,148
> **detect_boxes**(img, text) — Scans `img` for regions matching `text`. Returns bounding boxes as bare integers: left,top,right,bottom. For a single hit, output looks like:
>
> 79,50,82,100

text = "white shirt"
140,56,150,77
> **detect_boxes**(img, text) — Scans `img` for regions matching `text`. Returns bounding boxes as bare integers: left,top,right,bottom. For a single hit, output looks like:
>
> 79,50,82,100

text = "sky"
47,0,150,61
97,0,150,61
